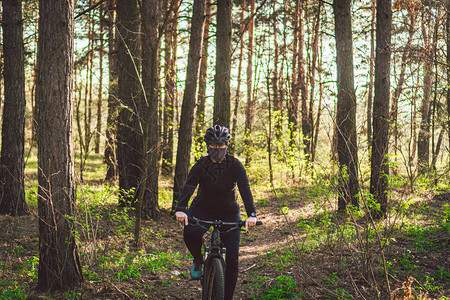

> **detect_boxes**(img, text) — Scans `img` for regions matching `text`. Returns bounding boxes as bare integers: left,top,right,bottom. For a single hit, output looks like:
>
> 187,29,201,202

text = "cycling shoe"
190,262,202,280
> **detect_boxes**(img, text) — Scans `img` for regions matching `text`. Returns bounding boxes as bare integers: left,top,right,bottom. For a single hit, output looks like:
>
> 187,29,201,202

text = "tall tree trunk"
390,12,416,157
280,0,288,145
308,1,322,161
0,0,28,216
231,0,246,154
104,0,118,182
95,5,105,154
161,0,178,176
83,6,94,173
370,0,392,219
289,0,300,148
245,0,255,167
410,73,419,164
31,12,39,144
333,0,359,210
266,68,274,186
417,9,440,173
36,0,83,290
75,71,86,181
367,0,375,146
194,0,211,160
298,0,310,159
213,0,232,128
139,0,160,226
447,0,450,148
172,1,180,138
0,9,3,118
116,0,142,206
272,0,283,144
171,0,205,212
312,24,324,163
431,129,444,170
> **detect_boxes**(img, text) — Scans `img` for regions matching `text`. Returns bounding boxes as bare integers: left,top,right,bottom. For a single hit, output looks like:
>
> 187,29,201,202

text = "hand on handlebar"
175,211,188,226
245,216,257,232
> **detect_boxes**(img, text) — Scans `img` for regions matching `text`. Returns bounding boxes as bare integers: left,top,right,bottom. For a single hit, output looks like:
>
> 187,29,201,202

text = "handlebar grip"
256,221,262,226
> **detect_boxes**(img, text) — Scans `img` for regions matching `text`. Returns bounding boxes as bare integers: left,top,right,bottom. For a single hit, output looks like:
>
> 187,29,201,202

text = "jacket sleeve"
235,159,256,217
174,162,200,214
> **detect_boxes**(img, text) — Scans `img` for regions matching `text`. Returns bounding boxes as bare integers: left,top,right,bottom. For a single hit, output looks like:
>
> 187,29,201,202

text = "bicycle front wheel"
202,257,225,300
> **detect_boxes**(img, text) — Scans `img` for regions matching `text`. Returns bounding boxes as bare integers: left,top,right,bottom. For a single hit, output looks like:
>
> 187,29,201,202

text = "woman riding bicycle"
175,125,258,300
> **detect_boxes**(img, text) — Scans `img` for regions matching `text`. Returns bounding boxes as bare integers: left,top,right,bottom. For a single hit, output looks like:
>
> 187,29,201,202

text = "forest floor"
0,186,449,299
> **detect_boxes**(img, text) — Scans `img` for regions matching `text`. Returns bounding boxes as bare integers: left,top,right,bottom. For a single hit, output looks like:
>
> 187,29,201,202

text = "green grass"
250,275,302,299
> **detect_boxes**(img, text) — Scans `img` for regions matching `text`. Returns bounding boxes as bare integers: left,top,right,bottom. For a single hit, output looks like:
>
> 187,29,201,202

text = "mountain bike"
188,217,262,300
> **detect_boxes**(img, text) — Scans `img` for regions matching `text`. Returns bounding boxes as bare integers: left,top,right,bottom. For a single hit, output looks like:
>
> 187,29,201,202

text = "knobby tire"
202,258,225,300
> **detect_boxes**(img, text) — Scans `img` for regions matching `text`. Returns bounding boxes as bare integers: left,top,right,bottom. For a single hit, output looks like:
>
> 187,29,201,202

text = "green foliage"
306,171,337,200
323,272,353,299
250,275,301,299
93,248,182,283
24,187,38,208
361,190,381,212
0,281,27,300
264,249,299,271
26,255,39,282
158,181,174,208
64,291,82,299
280,206,291,215
401,202,449,254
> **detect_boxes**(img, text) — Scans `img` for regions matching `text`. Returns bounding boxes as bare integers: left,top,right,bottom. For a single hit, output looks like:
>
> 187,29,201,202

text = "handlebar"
187,217,262,231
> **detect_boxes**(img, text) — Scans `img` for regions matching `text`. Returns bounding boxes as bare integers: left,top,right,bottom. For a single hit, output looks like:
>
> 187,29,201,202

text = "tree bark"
81,6,94,177
0,0,28,216
231,0,246,154
116,0,142,206
271,0,283,144
410,74,419,164
171,0,205,212
104,0,118,182
333,0,359,210
245,0,255,166
367,0,375,147
289,0,300,146
390,12,416,157
161,0,178,176
95,5,105,154
172,2,180,143
312,25,324,163
309,1,322,161
36,0,83,290
31,22,39,144
194,0,211,160
213,0,232,128
139,0,160,224
298,0,310,158
417,9,440,173
447,0,450,149
0,8,3,118
370,0,392,219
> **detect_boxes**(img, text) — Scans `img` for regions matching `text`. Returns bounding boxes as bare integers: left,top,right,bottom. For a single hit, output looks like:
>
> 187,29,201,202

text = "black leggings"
184,206,241,300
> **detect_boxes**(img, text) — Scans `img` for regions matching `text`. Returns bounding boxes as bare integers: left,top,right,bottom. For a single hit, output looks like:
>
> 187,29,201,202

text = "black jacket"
175,154,256,217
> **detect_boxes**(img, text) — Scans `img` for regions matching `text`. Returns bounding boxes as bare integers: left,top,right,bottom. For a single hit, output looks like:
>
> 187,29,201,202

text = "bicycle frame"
188,218,238,263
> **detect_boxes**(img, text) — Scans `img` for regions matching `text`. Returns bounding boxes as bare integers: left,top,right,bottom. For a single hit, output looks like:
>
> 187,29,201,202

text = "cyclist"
175,124,258,300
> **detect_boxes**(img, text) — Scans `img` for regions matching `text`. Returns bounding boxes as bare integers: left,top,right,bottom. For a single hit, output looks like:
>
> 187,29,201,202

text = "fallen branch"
242,264,257,273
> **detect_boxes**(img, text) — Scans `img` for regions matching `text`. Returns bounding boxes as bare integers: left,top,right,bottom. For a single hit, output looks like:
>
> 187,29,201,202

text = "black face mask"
208,146,228,163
